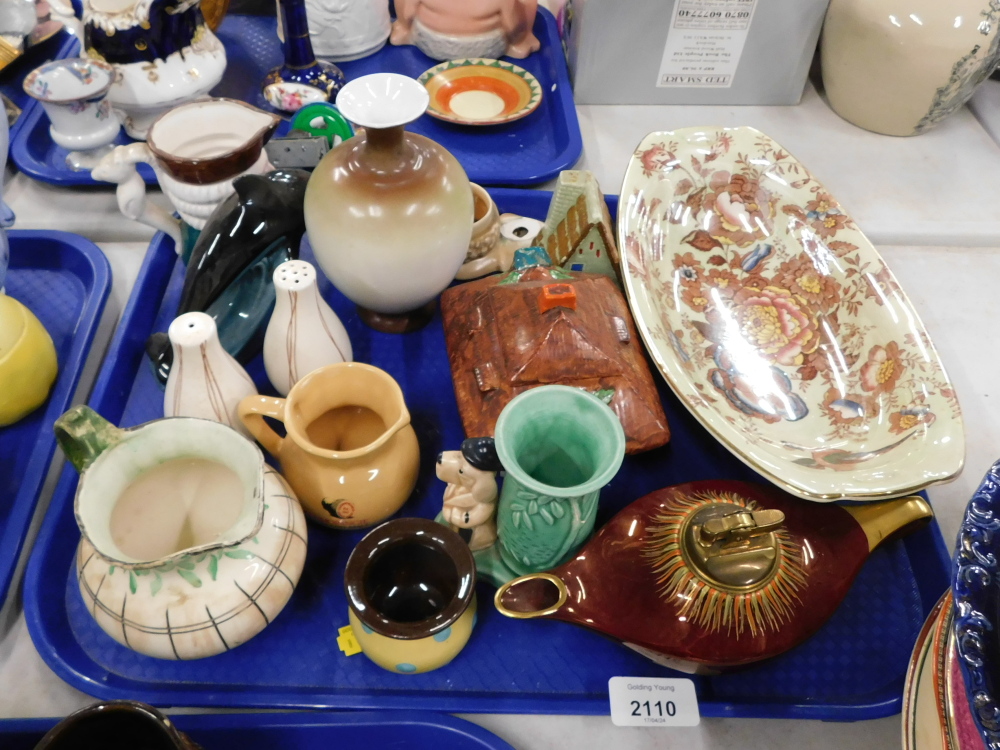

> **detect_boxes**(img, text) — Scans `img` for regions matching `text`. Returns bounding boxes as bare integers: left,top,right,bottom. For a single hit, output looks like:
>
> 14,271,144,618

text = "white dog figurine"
437,438,502,551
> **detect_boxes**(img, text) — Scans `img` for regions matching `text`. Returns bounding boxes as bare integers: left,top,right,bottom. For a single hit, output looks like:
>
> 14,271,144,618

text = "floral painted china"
618,126,964,502
417,59,541,126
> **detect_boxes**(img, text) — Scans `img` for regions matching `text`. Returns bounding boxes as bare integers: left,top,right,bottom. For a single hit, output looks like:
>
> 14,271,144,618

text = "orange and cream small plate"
417,58,542,126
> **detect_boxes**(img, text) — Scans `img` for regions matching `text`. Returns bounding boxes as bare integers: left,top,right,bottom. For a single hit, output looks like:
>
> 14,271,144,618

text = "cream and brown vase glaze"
238,362,420,529
304,73,473,332
821,0,1000,136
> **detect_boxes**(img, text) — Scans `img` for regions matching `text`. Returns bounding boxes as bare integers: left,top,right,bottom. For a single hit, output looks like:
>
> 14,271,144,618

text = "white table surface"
2,82,999,749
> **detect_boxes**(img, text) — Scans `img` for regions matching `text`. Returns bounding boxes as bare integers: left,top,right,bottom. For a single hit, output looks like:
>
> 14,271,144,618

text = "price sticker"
608,677,700,727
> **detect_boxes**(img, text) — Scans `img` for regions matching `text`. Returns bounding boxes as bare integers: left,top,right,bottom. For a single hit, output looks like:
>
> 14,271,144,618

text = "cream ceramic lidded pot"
821,0,1000,136
304,73,474,332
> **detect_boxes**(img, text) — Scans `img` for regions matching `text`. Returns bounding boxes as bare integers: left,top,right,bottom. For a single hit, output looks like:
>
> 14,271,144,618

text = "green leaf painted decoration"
224,549,256,560
128,571,137,594
177,569,202,587
208,555,218,581
150,573,162,597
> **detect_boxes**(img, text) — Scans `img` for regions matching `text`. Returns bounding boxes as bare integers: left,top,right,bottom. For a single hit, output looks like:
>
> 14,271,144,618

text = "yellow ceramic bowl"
0,294,58,426
418,59,542,126
348,593,477,674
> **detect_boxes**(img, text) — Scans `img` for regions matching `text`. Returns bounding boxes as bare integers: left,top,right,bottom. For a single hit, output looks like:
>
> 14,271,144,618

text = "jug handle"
494,572,568,620
91,143,184,251
238,395,287,457
53,405,125,473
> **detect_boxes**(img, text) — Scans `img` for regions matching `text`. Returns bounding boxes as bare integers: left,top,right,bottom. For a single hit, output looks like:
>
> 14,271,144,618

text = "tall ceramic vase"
304,73,474,333
263,0,346,113
263,259,352,396
821,0,1000,136
164,312,257,437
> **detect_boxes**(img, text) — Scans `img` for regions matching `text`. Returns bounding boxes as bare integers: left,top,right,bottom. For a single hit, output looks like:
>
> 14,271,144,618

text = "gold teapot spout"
841,496,934,551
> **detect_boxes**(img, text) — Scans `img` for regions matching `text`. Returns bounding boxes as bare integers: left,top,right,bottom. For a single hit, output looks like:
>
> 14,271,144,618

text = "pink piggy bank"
390,0,540,60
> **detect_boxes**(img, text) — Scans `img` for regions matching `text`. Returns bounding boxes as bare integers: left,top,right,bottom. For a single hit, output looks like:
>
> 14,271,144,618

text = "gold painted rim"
494,572,568,619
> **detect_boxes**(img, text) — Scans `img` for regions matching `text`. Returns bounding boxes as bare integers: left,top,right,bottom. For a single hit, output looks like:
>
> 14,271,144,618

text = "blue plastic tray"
24,190,950,720
11,9,581,187
0,710,515,750
0,231,111,609
2,30,79,142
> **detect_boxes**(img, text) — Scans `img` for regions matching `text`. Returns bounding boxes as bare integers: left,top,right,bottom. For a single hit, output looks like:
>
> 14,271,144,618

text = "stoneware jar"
238,361,420,529
304,73,473,333
345,517,477,674
92,98,279,251
262,259,352,397
83,0,227,139
163,311,257,437
390,0,540,60
54,405,308,660
0,293,58,426
33,701,198,750
821,0,1000,136
22,57,121,170
306,0,391,61
495,481,932,673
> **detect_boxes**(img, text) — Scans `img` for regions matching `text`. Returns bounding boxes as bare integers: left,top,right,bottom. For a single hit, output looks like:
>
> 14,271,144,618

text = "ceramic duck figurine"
262,259,352,397
163,312,257,436
83,0,227,139
495,480,933,672
146,169,310,383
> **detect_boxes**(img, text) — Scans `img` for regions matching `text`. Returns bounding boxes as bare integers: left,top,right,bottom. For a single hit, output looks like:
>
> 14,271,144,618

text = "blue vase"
262,0,346,113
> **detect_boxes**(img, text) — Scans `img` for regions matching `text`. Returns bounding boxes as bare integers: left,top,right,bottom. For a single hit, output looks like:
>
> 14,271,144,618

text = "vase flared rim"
335,73,429,130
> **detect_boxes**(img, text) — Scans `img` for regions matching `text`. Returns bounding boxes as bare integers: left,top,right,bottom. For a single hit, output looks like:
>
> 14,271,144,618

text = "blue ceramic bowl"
953,459,1000,749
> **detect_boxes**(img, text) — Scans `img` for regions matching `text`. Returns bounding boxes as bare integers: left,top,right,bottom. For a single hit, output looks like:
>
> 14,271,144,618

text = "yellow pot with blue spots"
345,517,477,674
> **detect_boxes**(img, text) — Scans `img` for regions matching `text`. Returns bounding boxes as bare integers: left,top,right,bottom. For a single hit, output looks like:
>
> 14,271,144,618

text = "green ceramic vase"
478,385,626,584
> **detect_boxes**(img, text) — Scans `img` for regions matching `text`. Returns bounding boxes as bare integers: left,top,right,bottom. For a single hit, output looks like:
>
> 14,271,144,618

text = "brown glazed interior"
35,700,195,750
345,517,476,640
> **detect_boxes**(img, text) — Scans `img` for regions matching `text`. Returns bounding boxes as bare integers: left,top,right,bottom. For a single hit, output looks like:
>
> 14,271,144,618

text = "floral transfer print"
623,129,961,472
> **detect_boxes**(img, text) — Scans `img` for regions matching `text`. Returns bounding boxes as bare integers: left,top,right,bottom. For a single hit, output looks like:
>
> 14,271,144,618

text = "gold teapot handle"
238,395,287,457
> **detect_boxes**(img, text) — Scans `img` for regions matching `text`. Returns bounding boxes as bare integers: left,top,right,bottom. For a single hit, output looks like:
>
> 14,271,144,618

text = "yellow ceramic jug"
238,362,420,529
0,294,57,425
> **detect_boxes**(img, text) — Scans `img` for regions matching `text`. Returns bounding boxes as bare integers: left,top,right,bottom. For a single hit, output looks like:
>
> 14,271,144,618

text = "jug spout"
54,405,124,473
842,496,933,551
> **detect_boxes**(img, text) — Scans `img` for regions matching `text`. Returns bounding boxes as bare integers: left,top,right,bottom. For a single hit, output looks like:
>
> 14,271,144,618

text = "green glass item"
290,103,355,148
468,385,626,585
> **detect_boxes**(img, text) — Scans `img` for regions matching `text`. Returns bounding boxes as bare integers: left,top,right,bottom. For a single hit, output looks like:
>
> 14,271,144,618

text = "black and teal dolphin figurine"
146,169,310,383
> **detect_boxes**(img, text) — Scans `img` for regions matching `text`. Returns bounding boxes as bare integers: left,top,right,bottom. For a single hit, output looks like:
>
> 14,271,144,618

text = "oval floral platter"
618,126,964,502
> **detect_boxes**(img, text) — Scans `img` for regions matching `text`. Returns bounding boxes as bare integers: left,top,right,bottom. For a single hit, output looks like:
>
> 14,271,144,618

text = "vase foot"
357,299,436,333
